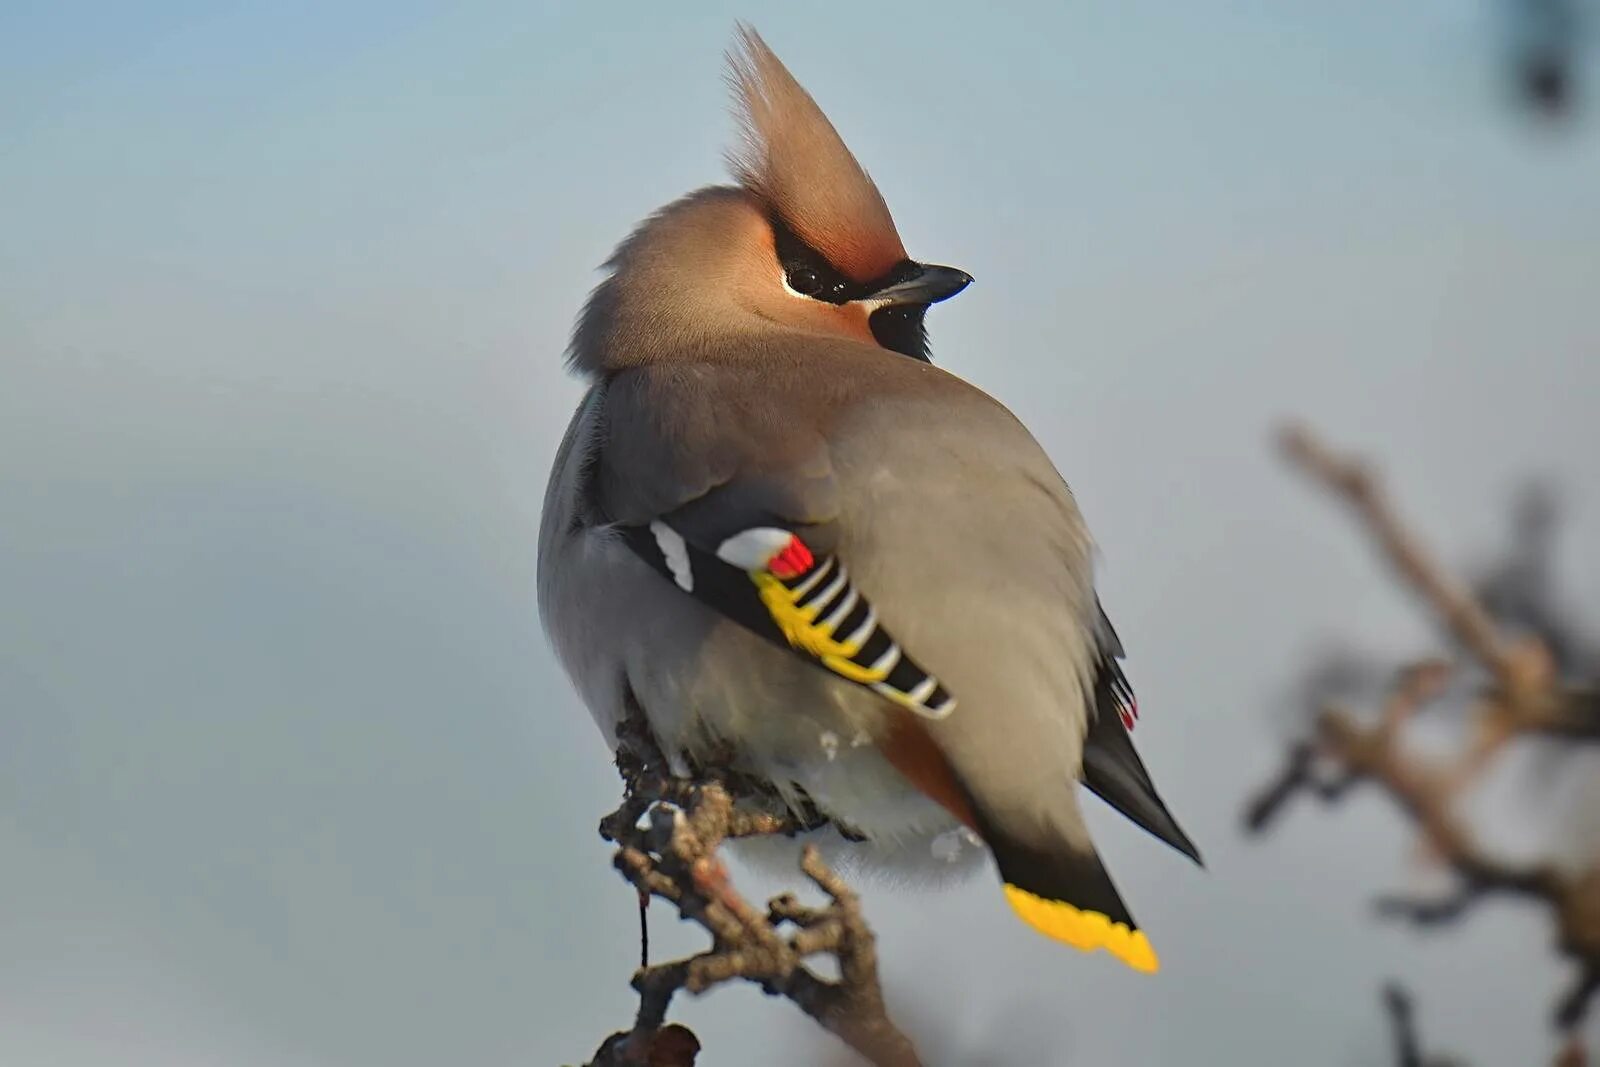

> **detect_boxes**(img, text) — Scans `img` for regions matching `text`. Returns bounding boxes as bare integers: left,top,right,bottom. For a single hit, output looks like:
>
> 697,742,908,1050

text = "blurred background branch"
1245,425,1600,1064
1383,982,1466,1067
1506,0,1591,118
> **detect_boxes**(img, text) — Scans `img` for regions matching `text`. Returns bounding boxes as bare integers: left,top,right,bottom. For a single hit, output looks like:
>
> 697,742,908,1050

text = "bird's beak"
865,263,973,307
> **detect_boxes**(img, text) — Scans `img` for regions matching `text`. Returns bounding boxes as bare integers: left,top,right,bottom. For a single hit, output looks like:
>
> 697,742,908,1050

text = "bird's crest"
726,26,907,283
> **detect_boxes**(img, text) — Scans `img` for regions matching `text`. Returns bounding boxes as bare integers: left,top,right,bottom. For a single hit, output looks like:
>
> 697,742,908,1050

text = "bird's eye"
788,268,821,296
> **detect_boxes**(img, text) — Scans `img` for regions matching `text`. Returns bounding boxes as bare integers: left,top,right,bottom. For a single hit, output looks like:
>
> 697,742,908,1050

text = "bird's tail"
984,826,1159,974
876,712,1159,973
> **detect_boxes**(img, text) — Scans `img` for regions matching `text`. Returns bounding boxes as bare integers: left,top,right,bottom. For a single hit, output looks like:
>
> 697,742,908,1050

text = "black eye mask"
769,215,932,362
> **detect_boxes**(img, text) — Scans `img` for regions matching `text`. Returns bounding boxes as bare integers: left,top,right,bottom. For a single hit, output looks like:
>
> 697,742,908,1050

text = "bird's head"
571,26,970,373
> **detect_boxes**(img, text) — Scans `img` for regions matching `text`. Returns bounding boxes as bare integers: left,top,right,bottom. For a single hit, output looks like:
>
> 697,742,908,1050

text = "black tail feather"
987,830,1138,929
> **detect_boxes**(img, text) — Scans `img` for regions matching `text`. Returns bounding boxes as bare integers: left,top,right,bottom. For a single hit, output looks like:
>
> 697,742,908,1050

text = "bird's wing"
596,368,956,720
1079,600,1202,865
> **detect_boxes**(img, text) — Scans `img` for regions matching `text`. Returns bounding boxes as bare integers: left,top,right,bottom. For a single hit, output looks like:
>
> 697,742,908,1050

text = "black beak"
866,263,972,307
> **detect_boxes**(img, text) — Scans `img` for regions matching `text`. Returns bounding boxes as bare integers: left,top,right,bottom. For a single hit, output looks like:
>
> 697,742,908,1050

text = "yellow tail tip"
1002,884,1160,974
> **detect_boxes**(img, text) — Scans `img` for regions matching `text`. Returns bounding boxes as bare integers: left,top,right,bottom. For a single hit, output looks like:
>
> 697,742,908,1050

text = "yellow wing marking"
751,565,955,718
753,571,883,671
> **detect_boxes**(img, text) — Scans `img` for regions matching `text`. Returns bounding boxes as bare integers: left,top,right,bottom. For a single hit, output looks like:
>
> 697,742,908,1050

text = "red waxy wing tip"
768,535,814,579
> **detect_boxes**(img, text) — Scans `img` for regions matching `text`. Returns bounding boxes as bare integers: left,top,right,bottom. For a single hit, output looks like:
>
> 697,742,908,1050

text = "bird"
538,25,1199,974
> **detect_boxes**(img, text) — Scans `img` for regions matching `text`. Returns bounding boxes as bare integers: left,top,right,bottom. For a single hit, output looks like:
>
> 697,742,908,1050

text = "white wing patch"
650,520,693,591
715,526,793,569
628,521,959,721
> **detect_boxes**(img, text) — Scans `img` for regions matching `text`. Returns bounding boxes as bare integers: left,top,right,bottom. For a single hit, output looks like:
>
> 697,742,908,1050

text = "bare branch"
1383,983,1468,1067
1243,741,1359,833
576,709,922,1067
1374,885,1487,927
1313,703,1567,906
1555,965,1599,1031
1278,424,1517,684
1384,983,1426,1067
1248,425,1600,1062
1556,1035,1590,1067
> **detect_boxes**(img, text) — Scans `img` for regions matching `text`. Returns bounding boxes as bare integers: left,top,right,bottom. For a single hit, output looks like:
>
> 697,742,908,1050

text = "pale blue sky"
3,3,1598,1064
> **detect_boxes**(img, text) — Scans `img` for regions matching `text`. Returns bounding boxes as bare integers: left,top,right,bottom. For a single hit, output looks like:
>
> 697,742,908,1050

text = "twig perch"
1384,982,1465,1067
1276,425,1600,752
575,710,922,1067
1245,424,1600,1063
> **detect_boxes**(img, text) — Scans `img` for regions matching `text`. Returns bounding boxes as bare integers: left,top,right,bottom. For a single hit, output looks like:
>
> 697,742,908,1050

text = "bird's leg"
785,785,869,842
638,887,651,969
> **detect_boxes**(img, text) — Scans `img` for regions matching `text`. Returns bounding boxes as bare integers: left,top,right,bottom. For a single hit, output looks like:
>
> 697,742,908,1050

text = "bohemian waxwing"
538,26,1199,973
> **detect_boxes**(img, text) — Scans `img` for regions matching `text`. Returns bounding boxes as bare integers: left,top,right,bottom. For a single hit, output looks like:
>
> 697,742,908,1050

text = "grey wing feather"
1093,598,1125,659
593,365,954,720
1080,602,1203,866
595,367,837,526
